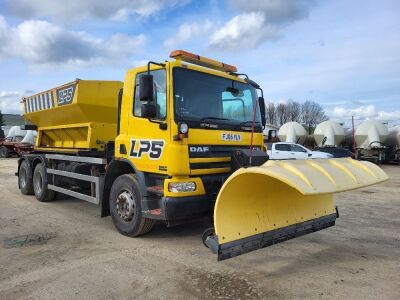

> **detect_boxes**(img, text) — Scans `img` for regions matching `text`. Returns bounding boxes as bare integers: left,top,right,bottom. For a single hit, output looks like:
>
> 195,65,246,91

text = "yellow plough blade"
207,158,388,260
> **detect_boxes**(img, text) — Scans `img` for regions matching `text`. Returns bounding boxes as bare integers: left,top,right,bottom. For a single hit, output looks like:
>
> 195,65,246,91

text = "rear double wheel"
33,163,55,202
0,146,10,158
19,159,34,195
110,174,154,237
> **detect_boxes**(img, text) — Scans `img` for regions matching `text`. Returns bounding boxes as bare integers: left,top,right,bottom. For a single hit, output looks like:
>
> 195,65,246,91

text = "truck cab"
110,51,265,231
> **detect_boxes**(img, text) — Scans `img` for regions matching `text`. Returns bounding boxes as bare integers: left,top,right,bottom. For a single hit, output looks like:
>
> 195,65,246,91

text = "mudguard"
208,158,388,260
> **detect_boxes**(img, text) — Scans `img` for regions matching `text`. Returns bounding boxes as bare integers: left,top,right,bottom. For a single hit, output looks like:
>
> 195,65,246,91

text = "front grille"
188,145,252,158
188,145,255,175
190,162,231,169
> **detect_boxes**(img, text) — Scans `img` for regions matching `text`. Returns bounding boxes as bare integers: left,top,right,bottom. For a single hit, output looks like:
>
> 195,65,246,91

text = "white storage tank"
21,130,37,145
314,120,345,146
386,125,400,147
278,122,308,144
5,126,27,142
355,120,388,148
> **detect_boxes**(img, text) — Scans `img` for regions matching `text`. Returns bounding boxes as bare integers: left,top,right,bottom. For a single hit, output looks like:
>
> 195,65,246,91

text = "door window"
134,69,167,120
290,144,307,152
275,144,291,151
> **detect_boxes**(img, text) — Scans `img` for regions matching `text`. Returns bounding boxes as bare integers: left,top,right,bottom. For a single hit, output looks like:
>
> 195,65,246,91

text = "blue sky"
0,0,399,126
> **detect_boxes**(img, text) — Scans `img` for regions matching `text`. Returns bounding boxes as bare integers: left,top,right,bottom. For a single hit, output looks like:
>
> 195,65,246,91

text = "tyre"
109,174,154,237
0,146,10,158
33,163,55,202
19,160,34,195
202,227,215,248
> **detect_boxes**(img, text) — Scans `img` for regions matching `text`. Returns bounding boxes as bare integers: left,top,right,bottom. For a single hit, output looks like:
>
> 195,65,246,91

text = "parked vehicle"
314,146,354,158
266,142,333,160
17,50,387,261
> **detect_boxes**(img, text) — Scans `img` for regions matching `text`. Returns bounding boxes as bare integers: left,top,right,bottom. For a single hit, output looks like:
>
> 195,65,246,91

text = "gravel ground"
0,158,399,299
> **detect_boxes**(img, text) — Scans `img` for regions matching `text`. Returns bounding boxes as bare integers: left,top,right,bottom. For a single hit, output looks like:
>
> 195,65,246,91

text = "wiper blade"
238,120,261,127
199,116,229,123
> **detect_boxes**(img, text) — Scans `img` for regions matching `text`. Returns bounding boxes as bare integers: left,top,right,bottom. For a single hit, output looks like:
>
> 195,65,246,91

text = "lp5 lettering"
130,140,165,160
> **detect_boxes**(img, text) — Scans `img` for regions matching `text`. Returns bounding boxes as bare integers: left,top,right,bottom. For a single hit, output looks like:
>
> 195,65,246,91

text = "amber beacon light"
170,50,238,73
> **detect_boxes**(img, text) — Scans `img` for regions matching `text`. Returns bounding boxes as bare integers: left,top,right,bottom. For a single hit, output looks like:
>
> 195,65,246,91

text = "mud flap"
210,158,388,260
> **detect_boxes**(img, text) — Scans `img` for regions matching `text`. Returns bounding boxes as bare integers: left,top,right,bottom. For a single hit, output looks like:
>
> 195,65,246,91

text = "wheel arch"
101,158,146,217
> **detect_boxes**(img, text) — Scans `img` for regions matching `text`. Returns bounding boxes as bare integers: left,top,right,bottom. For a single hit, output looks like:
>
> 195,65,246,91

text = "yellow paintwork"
23,80,123,151
214,158,388,244
115,59,263,192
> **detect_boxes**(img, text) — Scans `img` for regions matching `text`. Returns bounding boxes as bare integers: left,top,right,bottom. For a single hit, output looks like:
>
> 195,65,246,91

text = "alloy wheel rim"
116,190,135,222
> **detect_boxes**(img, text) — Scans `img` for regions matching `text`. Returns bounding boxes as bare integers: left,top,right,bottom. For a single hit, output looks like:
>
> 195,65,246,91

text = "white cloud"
0,18,146,67
332,105,400,122
0,91,23,114
164,20,212,49
210,0,316,50
209,12,280,50
229,0,315,24
6,0,190,22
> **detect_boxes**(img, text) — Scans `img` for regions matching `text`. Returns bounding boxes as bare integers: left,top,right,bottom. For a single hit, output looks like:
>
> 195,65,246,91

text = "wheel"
0,146,10,158
202,227,215,248
109,174,155,237
19,160,34,195
33,163,55,202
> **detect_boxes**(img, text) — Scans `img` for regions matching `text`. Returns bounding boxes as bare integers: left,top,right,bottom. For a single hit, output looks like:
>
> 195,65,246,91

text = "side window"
291,144,307,152
134,69,167,119
275,144,290,151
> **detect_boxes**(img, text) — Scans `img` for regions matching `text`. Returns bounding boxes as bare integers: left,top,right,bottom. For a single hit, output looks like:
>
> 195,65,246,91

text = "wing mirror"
141,103,157,118
139,74,154,102
258,97,266,128
139,73,156,118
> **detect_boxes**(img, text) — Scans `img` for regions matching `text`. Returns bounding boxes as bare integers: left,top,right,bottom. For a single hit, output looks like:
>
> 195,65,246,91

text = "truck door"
274,143,291,159
290,144,309,159
126,68,169,173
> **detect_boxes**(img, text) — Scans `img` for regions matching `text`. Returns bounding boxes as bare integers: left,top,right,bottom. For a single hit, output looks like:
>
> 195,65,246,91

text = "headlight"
168,182,196,193
178,122,189,134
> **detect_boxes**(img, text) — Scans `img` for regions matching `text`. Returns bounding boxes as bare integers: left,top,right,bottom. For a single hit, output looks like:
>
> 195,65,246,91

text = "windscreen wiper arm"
199,117,229,123
238,120,261,127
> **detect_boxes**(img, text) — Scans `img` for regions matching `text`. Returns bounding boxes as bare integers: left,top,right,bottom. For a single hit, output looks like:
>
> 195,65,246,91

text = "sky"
0,0,399,126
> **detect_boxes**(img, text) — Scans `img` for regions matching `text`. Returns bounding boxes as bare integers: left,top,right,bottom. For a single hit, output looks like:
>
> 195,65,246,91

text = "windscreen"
173,68,262,131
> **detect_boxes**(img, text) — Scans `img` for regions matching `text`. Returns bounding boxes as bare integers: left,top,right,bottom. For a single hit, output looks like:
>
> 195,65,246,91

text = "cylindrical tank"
5,126,27,141
21,130,37,145
355,120,388,148
386,125,400,147
278,122,308,144
314,120,345,146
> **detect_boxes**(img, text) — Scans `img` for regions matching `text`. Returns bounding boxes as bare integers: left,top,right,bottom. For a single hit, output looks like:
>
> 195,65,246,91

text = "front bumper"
142,195,211,221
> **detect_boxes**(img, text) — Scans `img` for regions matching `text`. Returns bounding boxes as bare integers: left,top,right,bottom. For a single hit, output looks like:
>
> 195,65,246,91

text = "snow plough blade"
206,158,388,260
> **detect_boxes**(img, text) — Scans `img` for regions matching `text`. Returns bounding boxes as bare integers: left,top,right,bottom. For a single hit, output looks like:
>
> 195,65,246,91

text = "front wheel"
109,174,154,237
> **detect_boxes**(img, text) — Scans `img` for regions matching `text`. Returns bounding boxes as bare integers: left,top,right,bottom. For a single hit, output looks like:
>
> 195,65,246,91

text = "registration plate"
221,133,242,141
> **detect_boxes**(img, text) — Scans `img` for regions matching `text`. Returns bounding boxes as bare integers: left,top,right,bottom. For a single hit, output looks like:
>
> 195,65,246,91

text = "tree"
300,100,328,133
286,100,301,122
277,103,289,126
265,103,277,126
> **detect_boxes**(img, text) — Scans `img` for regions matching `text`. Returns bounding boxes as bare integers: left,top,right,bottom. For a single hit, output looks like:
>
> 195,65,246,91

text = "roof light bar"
170,50,237,73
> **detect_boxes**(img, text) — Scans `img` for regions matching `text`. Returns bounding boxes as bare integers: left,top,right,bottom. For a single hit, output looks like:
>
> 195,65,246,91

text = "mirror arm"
147,61,166,74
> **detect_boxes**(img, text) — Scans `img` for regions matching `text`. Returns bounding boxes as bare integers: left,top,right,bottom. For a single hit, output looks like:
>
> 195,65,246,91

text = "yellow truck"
18,50,388,260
